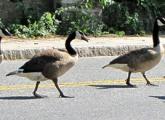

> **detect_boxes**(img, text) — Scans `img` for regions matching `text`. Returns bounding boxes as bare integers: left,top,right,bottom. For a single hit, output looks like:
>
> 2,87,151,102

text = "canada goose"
6,31,89,98
102,17,165,87
0,28,12,63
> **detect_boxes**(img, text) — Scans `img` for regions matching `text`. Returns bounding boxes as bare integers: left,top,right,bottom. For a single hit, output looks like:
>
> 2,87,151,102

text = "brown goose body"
0,29,12,63
18,49,78,81
103,17,165,86
107,46,163,73
6,31,89,98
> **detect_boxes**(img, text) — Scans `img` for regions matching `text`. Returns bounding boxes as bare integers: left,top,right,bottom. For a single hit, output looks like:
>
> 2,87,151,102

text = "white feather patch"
109,64,130,72
157,19,165,26
17,72,48,81
75,31,81,40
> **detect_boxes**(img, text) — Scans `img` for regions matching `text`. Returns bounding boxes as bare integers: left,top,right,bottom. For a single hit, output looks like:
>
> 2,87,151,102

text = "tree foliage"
102,0,165,34
2,0,165,37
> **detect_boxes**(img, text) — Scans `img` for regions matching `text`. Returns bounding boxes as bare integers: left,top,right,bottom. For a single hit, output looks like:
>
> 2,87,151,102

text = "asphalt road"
1,56,165,120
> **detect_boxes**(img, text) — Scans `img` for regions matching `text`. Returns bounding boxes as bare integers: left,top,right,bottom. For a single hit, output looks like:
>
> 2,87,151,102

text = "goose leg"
52,78,72,98
33,81,43,98
142,72,156,86
126,72,135,87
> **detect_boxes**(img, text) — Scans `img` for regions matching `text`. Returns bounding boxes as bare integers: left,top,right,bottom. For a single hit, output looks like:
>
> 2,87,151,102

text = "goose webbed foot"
126,82,137,87
33,81,46,98
33,92,47,98
53,78,74,98
125,72,136,87
142,73,158,86
146,82,158,86
59,94,74,98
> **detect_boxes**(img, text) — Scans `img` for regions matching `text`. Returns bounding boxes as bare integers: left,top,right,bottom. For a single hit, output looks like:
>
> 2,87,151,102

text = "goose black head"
0,28,12,37
68,31,89,42
157,17,165,27
76,31,89,42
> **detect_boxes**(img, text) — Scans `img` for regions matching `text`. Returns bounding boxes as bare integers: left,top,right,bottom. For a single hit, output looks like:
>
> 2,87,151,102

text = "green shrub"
55,6,106,36
9,12,59,38
102,3,143,35
102,0,164,35
115,31,125,37
5,0,165,37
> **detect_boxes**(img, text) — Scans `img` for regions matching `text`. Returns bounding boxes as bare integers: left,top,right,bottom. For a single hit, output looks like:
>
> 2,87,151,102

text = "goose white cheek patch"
157,20,165,26
76,31,82,39
110,64,129,71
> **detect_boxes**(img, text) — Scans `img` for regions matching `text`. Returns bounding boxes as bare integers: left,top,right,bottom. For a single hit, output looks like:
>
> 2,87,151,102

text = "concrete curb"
2,45,150,60
2,36,165,60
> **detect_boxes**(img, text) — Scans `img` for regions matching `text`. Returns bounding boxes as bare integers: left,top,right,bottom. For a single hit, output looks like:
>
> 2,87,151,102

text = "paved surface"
1,56,165,120
2,36,165,60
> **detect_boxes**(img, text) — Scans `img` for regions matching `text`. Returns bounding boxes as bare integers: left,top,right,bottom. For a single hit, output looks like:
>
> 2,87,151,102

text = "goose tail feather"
102,64,110,69
6,69,23,76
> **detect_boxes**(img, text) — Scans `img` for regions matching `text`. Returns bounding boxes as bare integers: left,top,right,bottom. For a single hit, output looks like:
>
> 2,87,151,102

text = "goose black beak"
81,35,89,42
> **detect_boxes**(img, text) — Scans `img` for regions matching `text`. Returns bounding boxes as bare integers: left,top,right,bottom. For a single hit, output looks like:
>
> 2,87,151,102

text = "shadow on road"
149,96,165,100
0,96,45,100
89,84,137,89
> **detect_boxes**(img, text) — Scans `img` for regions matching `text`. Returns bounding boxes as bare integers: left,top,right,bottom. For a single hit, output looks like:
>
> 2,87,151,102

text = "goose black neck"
153,20,160,47
65,35,77,56
0,37,2,55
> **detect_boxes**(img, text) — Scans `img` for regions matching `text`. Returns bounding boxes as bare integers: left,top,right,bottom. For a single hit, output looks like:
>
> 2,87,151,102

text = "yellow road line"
0,77,165,91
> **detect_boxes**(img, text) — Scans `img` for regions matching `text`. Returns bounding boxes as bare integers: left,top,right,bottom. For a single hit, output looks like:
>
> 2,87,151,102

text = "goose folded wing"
19,55,61,73
110,48,157,65
110,53,130,64
128,48,158,65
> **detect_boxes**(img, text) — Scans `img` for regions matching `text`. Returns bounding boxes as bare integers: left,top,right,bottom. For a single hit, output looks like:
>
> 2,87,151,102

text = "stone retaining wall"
0,0,55,23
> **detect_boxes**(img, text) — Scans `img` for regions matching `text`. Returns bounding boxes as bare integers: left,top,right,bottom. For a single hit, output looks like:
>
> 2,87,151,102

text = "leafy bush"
115,31,125,37
102,0,164,35
102,3,143,35
82,0,111,9
4,0,165,37
9,12,59,38
55,6,106,36
15,1,42,25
